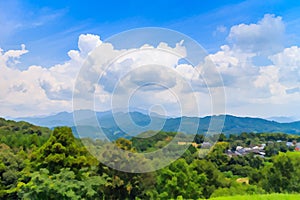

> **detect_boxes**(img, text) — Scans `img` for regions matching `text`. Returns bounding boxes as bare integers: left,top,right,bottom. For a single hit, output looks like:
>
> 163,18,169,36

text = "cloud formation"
0,34,101,117
208,14,300,118
1,14,300,119
228,14,285,55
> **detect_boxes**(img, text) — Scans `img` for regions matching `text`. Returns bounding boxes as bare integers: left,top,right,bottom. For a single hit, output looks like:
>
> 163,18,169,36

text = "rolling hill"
12,111,300,140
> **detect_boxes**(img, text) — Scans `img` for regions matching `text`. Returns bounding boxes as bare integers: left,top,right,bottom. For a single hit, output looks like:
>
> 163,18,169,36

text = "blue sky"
1,0,300,120
1,0,300,67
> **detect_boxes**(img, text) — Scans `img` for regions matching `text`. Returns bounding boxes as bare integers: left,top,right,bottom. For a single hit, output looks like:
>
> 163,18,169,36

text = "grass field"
207,194,300,200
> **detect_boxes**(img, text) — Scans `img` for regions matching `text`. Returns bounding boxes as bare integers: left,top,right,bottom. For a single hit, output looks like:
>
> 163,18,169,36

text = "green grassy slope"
207,194,300,200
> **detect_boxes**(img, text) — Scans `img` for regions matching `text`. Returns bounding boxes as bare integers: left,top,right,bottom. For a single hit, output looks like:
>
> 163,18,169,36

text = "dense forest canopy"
1,117,300,199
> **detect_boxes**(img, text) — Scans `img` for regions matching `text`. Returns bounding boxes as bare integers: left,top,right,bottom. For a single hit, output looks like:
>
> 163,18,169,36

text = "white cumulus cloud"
228,14,285,55
0,34,102,117
2,14,300,119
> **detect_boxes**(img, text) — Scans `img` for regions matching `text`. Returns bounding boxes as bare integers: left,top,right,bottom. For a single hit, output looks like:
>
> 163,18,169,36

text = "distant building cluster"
177,139,300,158
227,141,300,158
292,142,300,151
282,141,300,151
226,145,266,157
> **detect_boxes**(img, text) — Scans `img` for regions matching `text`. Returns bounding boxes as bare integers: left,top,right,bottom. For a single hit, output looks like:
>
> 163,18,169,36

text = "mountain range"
13,111,300,140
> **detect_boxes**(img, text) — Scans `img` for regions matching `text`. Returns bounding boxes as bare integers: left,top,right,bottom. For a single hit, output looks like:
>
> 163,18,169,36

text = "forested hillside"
0,118,50,149
1,118,300,199
15,112,300,138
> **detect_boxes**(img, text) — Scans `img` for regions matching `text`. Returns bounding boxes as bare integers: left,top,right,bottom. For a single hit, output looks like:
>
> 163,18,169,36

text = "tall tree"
30,127,97,175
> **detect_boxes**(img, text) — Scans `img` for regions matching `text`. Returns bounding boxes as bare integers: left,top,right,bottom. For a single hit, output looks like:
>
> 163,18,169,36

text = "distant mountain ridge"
13,111,300,139
15,111,75,127
267,116,297,123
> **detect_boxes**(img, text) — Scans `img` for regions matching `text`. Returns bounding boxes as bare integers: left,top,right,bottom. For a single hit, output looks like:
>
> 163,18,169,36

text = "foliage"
0,118,50,149
207,193,300,200
1,118,300,199
97,138,156,199
18,168,106,200
211,181,265,197
30,127,97,175
154,158,207,199
260,152,300,193
131,131,177,152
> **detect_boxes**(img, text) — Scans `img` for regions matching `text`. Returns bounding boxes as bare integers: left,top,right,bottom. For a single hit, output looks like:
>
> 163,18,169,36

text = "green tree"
97,138,155,199
30,127,97,175
206,142,230,170
260,152,300,193
191,159,230,198
18,168,106,200
0,144,25,199
155,158,206,199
